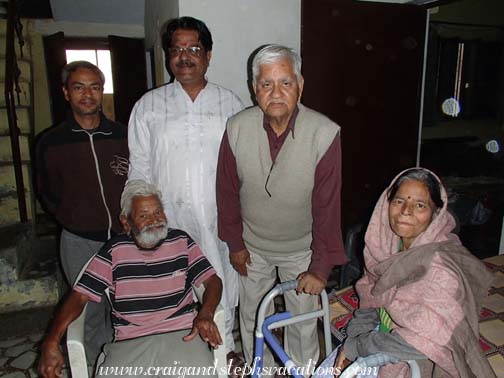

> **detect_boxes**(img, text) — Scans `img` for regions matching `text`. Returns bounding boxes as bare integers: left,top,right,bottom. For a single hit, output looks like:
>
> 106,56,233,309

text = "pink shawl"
354,168,495,378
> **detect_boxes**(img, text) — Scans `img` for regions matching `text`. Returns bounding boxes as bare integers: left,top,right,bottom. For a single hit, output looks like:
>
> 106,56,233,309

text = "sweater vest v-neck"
226,104,340,255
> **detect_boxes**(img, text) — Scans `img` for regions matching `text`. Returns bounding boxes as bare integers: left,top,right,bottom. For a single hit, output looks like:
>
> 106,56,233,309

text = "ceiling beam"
408,0,462,9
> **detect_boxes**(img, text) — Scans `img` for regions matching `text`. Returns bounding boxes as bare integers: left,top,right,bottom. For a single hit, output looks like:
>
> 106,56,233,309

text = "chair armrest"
192,284,228,378
212,304,227,378
340,223,365,288
66,303,89,378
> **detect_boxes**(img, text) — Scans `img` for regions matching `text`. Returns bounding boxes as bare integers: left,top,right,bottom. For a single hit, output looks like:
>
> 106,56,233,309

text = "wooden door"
43,32,67,125
302,0,427,230
109,36,148,125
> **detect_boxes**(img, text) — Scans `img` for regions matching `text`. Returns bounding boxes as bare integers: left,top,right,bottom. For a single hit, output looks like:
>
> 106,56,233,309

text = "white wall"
144,0,179,86
145,0,301,106
144,0,179,48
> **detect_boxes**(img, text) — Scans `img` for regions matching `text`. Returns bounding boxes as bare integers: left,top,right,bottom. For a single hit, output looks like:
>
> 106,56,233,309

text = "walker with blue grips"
251,279,421,378
252,279,332,378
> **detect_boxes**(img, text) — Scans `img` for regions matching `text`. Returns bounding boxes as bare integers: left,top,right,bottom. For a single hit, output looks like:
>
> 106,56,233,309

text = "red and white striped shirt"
75,228,216,341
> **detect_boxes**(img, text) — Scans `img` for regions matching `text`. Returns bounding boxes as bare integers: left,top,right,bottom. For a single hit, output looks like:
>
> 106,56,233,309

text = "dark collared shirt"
265,106,299,162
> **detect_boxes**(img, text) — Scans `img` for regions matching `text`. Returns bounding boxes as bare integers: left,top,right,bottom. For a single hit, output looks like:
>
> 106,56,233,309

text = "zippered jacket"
36,113,129,241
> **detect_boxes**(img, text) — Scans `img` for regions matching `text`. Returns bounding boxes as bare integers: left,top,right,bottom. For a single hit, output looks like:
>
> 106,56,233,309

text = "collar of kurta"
173,78,210,99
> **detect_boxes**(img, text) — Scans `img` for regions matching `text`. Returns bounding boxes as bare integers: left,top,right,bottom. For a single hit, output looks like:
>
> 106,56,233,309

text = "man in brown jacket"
36,61,128,365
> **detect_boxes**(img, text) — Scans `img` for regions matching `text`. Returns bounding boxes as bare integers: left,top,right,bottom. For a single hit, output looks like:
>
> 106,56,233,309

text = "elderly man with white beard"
38,180,222,378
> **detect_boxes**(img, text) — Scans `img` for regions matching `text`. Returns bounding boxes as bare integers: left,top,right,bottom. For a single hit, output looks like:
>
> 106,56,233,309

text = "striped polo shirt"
74,228,216,341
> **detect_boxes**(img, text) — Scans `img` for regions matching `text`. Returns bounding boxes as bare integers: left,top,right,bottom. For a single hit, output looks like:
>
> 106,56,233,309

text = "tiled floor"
0,332,70,378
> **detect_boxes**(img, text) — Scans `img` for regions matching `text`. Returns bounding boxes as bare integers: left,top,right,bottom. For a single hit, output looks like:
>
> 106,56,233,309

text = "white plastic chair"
499,215,504,254
67,285,227,378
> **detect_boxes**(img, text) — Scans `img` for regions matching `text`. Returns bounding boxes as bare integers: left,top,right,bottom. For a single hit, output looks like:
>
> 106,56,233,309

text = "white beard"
132,222,168,249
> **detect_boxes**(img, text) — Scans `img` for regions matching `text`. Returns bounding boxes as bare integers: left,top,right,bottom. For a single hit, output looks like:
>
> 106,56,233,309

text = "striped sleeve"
186,234,216,287
74,246,113,303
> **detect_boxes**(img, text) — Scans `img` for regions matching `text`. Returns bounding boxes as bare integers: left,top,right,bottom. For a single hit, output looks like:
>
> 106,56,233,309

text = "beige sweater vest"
226,104,340,255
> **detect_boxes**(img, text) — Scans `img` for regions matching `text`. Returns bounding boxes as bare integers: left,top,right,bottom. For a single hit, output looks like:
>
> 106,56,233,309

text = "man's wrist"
307,269,329,282
226,239,246,254
42,336,61,350
197,307,215,320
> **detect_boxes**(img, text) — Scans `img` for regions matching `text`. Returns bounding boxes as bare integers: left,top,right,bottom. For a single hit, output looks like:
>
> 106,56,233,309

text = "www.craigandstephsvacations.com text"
97,358,379,377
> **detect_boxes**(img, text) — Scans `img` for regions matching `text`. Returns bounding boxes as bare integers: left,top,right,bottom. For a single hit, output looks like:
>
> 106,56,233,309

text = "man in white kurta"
127,17,244,361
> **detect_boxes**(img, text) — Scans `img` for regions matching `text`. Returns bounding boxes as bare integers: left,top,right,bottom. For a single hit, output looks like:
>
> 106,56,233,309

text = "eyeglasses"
167,46,203,58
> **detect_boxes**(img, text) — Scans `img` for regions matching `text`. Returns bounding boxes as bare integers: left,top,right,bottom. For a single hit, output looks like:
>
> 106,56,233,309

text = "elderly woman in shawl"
334,168,495,378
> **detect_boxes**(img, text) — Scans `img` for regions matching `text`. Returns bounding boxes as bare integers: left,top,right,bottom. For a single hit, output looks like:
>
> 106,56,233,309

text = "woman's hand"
334,348,351,376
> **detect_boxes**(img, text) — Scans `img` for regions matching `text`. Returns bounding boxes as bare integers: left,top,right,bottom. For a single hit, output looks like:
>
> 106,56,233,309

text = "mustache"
141,222,167,233
176,59,195,68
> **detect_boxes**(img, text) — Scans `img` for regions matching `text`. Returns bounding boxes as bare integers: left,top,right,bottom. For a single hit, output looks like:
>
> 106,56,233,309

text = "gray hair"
252,44,302,86
387,168,444,209
120,180,163,217
61,61,105,88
